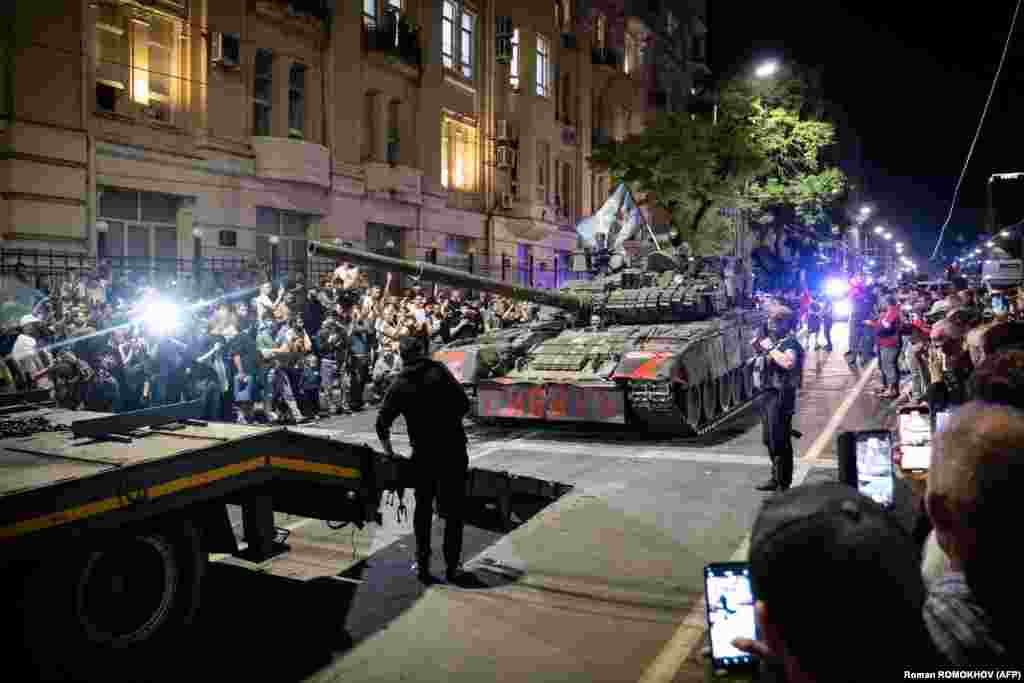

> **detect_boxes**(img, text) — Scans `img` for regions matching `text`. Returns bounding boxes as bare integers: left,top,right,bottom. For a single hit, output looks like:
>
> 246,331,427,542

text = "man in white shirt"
12,315,53,390
333,262,360,290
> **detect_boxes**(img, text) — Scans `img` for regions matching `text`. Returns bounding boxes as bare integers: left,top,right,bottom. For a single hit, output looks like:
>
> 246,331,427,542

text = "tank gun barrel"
308,241,589,311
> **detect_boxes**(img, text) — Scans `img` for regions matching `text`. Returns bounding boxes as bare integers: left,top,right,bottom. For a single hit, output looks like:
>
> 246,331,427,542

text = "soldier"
376,336,470,583
752,306,804,493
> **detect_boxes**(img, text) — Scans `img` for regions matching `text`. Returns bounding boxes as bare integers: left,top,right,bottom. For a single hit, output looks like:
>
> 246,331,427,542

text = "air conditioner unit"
496,119,510,140
210,32,240,68
501,193,513,210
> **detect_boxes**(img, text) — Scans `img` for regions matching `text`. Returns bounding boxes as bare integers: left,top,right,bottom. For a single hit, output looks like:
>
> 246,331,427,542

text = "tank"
309,241,767,434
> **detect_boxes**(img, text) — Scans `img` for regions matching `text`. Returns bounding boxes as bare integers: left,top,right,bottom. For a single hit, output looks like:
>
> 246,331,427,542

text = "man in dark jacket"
376,336,470,583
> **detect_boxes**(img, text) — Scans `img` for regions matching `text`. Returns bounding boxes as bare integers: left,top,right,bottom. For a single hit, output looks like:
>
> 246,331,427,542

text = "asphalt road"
17,323,889,682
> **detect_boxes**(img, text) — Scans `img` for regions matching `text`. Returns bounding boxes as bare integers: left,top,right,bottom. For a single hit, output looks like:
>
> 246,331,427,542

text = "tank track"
694,389,762,436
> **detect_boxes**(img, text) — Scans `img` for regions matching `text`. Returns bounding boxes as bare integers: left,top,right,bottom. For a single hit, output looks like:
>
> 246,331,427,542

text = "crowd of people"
0,261,540,424
728,271,1024,677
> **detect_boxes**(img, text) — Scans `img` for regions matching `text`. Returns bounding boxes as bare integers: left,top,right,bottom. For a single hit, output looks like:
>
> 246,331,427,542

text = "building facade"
0,0,706,288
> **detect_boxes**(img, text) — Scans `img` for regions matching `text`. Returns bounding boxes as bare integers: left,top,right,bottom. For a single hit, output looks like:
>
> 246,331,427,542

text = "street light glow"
874,226,885,234
884,233,892,240
987,241,995,248
1001,230,1011,237
755,61,779,78
859,206,872,216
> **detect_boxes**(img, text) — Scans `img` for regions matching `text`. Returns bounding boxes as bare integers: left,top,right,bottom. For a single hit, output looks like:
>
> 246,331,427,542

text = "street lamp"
1001,230,1011,237
859,206,872,216
986,241,995,248
884,233,892,240
755,61,779,78
874,226,885,234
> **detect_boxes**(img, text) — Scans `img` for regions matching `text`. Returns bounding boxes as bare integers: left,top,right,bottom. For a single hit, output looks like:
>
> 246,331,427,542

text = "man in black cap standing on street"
376,336,471,583
753,306,804,492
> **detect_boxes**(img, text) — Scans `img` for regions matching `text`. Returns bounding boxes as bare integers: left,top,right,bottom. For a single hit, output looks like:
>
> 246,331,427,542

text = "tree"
589,67,847,256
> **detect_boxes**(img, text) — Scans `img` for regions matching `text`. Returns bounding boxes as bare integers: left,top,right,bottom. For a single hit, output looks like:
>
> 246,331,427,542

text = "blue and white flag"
574,183,626,249
612,191,647,251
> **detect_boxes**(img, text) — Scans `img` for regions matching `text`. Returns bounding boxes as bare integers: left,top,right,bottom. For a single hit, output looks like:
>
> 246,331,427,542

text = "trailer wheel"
21,519,205,678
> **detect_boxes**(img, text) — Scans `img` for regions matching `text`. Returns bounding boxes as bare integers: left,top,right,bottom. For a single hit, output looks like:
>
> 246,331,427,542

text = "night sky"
708,0,1024,264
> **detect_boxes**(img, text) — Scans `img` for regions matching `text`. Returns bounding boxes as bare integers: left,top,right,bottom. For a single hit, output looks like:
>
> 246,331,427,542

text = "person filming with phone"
753,306,803,493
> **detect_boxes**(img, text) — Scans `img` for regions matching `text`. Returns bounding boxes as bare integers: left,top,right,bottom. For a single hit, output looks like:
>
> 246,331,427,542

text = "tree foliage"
589,68,847,255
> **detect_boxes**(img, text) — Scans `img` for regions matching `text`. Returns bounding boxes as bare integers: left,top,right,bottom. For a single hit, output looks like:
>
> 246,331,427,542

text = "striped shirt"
923,572,1006,665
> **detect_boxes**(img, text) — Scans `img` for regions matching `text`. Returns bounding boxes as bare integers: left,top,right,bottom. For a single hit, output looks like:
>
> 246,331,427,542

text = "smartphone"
704,562,757,670
935,410,951,433
855,432,895,506
992,295,1008,315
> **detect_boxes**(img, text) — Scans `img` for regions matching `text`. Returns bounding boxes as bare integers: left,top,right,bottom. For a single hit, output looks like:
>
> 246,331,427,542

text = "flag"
612,191,646,251
574,183,626,249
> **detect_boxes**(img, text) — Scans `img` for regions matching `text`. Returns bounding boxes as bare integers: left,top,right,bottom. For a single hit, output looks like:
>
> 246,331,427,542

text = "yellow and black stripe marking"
0,456,361,541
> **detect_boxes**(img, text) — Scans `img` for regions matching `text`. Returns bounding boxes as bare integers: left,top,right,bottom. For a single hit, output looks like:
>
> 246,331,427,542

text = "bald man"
923,402,1021,665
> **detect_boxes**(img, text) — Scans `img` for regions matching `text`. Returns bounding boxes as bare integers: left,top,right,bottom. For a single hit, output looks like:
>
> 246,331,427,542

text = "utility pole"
988,172,1024,235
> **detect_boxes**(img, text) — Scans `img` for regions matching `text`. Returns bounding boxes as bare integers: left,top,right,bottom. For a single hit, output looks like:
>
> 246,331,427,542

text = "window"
289,63,306,138
253,49,273,136
595,13,607,48
363,0,376,27
536,34,550,97
387,99,400,164
442,1,474,79
537,141,549,201
509,28,520,89
562,163,573,218
624,33,636,73
517,243,532,285
93,6,179,120
97,188,180,266
255,207,310,263
362,92,375,161
441,113,478,191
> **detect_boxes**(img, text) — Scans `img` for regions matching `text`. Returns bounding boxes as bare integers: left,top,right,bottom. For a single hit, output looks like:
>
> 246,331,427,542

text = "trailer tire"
21,519,205,679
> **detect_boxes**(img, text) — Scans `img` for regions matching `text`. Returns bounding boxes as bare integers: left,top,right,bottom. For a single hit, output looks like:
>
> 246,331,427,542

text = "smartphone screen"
704,563,757,669
935,410,951,432
856,433,894,506
992,295,1008,315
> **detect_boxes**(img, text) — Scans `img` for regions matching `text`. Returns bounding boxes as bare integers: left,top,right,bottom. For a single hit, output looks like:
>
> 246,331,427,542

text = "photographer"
346,308,376,412
11,314,54,391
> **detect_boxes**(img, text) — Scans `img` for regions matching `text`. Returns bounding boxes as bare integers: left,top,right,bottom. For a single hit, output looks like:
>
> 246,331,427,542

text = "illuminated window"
624,34,635,73
537,141,549,201
94,6,178,121
510,28,520,89
536,34,550,97
363,0,376,27
442,1,474,79
441,114,478,191
387,0,402,10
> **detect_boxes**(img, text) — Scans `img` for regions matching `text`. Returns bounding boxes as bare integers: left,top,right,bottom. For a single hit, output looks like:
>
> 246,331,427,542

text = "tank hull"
473,310,767,434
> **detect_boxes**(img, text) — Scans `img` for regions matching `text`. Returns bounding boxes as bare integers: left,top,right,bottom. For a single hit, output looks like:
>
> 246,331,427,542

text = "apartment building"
0,0,706,288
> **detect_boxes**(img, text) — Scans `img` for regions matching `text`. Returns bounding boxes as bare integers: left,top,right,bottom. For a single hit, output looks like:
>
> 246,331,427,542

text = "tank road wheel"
701,381,718,421
684,385,703,429
719,373,736,412
21,520,205,678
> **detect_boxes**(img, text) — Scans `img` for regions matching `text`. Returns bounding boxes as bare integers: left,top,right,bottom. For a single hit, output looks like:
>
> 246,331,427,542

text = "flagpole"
626,188,664,253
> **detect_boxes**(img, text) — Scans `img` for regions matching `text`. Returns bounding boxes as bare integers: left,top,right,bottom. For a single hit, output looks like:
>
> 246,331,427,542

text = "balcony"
364,13,422,70
591,47,621,69
251,136,330,188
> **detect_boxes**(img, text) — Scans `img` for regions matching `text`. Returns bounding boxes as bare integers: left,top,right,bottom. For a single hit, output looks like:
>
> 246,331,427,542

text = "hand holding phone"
704,562,758,670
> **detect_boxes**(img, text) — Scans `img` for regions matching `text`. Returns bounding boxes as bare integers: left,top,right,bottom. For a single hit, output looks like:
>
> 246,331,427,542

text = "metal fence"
0,247,592,299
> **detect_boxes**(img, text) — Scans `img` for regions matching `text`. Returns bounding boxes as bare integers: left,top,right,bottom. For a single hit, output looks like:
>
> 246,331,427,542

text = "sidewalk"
303,325,882,683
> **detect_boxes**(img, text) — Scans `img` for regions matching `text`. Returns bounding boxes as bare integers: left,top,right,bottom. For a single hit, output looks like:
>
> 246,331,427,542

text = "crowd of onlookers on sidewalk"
729,273,1023,677
0,261,538,424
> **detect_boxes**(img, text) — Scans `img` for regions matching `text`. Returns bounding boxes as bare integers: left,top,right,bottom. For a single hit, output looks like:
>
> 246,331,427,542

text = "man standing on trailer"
376,336,471,583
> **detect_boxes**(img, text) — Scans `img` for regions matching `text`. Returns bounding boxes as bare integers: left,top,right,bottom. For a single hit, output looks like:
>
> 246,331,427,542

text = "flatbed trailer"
0,401,568,679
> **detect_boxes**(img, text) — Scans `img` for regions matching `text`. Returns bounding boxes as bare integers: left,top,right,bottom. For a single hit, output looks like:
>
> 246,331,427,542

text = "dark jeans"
412,453,468,570
761,389,795,488
823,318,833,348
347,354,369,409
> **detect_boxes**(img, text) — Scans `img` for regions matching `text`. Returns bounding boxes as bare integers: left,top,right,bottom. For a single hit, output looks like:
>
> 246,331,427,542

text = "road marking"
469,442,768,467
637,357,878,683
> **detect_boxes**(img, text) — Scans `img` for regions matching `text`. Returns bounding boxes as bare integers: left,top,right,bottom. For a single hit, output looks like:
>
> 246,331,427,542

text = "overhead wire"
930,0,1022,261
